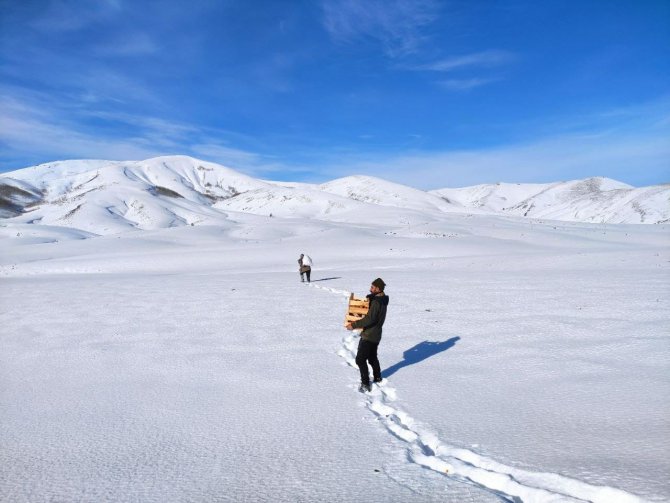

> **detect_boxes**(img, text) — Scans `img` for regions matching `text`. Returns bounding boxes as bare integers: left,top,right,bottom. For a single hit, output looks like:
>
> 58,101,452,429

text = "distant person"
298,253,312,282
346,278,389,392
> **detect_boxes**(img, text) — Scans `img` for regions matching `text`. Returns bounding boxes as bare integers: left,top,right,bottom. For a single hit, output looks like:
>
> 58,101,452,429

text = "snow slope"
1,209,668,502
1,157,668,235
432,178,670,224
319,175,466,214
1,156,270,234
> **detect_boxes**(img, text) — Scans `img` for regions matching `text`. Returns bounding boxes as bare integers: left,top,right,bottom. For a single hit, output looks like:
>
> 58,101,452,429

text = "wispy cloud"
391,132,669,188
417,49,517,72
407,49,516,91
0,89,286,176
439,77,500,91
321,0,439,56
295,100,670,188
0,95,163,164
2,88,668,189
28,0,123,33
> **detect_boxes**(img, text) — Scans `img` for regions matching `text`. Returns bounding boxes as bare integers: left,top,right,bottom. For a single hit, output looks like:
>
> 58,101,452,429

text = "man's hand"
346,323,353,331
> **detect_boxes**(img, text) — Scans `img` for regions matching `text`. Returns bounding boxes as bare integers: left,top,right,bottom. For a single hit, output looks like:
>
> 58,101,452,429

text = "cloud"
294,100,670,188
0,89,287,177
28,0,123,33
417,50,517,73
306,129,670,189
0,95,163,164
6,84,666,189
406,49,516,91
439,77,500,91
321,0,439,56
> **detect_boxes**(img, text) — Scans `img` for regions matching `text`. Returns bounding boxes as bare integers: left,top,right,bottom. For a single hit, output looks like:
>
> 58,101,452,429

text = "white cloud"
0,96,162,164
0,91,286,177
439,77,500,91
308,129,670,189
294,100,670,188
418,50,517,73
2,83,667,189
29,0,123,33
405,49,516,91
321,0,439,56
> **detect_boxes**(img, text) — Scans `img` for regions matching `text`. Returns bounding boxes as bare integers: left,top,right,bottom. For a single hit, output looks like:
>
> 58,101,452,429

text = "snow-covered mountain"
319,175,465,214
0,156,667,237
432,178,669,224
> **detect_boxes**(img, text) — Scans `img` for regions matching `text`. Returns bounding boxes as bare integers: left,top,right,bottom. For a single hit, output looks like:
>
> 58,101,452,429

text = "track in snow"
309,283,647,503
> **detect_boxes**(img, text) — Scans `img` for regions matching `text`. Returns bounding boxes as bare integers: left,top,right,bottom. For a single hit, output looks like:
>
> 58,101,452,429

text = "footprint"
314,284,646,503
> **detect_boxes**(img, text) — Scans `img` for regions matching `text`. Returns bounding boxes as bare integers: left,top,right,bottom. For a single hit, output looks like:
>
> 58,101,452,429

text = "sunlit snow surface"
1,211,668,502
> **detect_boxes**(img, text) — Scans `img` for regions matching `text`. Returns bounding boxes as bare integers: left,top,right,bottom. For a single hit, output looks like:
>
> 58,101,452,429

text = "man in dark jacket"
346,278,389,392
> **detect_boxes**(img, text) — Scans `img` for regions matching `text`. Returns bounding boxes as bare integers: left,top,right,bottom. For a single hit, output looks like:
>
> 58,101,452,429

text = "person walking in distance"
346,278,389,392
298,253,312,282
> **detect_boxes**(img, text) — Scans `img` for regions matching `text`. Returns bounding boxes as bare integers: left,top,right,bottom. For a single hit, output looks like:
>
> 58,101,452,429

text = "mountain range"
1,155,667,237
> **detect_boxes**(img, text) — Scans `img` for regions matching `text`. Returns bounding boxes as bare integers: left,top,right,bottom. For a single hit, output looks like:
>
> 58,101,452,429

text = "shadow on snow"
382,337,460,379
310,277,342,282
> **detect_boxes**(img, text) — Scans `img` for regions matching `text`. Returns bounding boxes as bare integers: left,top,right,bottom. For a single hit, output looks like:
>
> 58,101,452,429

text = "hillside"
432,178,669,224
0,156,667,239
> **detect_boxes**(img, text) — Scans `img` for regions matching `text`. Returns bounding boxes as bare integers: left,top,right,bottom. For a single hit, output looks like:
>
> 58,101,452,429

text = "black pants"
356,338,381,386
300,269,311,282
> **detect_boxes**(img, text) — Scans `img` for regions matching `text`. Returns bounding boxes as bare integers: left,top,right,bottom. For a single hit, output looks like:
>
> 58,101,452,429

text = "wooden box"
344,293,369,327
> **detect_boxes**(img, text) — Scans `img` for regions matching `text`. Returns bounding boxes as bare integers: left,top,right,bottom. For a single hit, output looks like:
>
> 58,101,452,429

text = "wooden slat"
344,293,369,328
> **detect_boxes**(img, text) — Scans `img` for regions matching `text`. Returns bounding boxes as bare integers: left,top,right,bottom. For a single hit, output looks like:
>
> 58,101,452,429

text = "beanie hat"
372,278,386,291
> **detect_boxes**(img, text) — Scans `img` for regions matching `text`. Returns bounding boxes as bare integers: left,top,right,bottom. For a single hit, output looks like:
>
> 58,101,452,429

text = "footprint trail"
309,283,648,503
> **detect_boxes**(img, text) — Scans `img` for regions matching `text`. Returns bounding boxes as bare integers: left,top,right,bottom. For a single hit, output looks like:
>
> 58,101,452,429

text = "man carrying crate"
346,278,389,392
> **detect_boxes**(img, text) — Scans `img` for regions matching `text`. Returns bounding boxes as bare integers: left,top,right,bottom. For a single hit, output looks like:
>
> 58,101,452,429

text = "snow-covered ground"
1,209,668,502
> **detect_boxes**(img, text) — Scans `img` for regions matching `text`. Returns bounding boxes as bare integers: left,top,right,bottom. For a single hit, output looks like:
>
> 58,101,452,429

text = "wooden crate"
344,293,369,327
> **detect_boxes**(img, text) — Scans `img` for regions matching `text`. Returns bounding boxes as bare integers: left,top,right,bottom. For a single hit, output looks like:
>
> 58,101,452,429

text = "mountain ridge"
1,156,667,236
431,177,668,224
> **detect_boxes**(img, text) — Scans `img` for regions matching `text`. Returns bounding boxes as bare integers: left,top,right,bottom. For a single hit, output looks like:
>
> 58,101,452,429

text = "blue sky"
1,0,668,188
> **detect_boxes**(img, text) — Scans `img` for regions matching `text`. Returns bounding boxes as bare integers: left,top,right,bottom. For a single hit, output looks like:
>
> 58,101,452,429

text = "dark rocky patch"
0,181,44,218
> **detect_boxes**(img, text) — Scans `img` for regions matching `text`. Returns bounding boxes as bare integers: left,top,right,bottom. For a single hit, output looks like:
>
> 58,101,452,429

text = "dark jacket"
352,293,389,343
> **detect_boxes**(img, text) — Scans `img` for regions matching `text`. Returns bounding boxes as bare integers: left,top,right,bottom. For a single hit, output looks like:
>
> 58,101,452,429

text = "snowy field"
1,213,669,502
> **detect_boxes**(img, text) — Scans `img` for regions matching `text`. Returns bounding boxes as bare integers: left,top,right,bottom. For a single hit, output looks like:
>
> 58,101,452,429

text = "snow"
1,196,668,501
431,178,669,224
2,156,667,233
319,175,462,214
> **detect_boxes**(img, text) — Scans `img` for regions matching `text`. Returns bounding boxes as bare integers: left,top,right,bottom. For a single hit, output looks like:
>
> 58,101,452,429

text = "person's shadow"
382,337,460,379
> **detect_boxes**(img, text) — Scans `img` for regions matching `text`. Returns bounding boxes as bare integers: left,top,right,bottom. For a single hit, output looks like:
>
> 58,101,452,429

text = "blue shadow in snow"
382,337,461,379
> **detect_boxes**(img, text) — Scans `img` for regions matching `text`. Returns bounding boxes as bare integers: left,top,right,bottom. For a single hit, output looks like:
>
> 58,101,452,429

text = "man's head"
370,277,386,294
300,254,304,257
